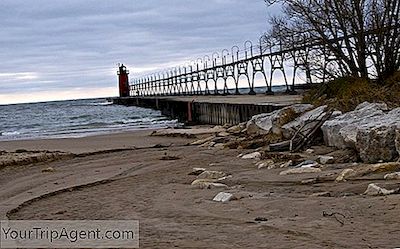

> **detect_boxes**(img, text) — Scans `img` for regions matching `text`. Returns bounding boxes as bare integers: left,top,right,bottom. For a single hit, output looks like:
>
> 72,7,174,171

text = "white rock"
322,102,388,149
322,102,400,163
363,183,399,196
279,167,322,175
227,123,246,134
246,104,314,136
213,192,235,202
241,152,262,160
197,171,227,180
279,160,293,168
217,132,230,137
356,108,400,163
189,168,206,176
296,160,319,168
305,149,315,154
42,167,55,173
318,155,335,165
335,169,355,182
214,143,225,149
191,136,215,146
191,179,229,189
384,172,400,180
256,159,275,169
282,105,328,139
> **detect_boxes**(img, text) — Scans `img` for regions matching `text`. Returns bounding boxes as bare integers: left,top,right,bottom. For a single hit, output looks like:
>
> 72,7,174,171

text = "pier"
109,94,302,125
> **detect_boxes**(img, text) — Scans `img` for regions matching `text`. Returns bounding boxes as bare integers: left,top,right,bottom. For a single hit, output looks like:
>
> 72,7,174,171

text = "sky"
0,0,275,105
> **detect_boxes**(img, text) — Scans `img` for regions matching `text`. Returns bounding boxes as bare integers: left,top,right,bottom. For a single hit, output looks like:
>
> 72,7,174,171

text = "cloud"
0,0,271,104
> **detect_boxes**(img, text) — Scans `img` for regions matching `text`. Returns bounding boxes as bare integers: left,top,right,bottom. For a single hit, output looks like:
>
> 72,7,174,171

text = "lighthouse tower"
117,64,130,97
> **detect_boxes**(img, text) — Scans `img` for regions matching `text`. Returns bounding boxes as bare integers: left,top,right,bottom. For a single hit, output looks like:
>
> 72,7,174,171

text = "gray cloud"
0,0,273,100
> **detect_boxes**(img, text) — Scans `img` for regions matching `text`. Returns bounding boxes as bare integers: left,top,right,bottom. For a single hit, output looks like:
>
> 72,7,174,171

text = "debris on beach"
197,170,227,180
256,159,275,170
212,192,236,203
363,183,400,196
279,167,322,175
191,179,228,189
335,169,356,182
42,167,55,173
241,152,262,160
317,155,335,165
384,172,400,180
335,162,400,182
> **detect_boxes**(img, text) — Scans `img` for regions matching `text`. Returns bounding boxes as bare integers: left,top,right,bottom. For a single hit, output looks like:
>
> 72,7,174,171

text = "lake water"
0,98,178,141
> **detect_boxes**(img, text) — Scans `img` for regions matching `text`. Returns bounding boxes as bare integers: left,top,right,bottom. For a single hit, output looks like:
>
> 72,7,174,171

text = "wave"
1,131,21,136
86,102,114,106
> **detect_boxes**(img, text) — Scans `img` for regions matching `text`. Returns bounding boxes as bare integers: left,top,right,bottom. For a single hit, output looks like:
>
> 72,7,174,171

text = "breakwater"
109,95,302,125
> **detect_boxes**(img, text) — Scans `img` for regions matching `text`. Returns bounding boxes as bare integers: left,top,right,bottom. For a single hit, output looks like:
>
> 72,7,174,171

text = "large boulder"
321,102,388,149
321,102,400,163
281,105,329,139
246,104,314,137
356,108,400,162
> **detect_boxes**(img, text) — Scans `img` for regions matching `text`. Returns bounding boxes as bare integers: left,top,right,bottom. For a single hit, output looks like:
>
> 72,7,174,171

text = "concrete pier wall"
109,96,295,125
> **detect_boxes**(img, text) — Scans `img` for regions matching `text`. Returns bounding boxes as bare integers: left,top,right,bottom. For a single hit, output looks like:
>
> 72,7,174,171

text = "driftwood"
269,109,333,152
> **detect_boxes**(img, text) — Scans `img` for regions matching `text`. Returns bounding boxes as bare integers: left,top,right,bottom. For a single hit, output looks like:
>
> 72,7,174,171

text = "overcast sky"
0,0,274,104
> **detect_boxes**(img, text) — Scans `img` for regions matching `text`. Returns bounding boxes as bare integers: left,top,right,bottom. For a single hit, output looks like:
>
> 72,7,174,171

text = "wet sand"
1,129,400,249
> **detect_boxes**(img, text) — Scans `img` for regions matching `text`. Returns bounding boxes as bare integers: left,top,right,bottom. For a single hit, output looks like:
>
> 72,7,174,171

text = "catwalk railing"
130,26,400,97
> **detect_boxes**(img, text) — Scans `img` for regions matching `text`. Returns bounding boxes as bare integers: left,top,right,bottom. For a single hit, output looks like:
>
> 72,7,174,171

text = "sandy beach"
1,128,400,249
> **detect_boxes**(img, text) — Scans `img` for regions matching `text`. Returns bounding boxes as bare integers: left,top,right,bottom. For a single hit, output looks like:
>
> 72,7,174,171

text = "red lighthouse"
118,64,130,97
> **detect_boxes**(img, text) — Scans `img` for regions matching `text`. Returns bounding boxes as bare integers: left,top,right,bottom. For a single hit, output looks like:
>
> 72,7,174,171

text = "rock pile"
322,102,400,163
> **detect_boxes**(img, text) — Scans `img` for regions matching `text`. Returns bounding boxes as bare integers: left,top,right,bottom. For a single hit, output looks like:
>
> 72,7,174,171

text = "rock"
208,142,216,148
282,105,328,139
227,123,246,134
356,109,400,162
190,136,215,146
363,162,400,174
295,160,319,168
213,192,236,202
189,168,206,176
363,183,400,196
322,102,400,163
318,155,335,165
241,152,262,160
42,167,55,173
335,163,400,182
191,179,228,189
335,169,355,182
322,102,388,149
279,167,321,175
279,160,293,168
197,170,227,180
384,172,400,180
246,104,314,136
214,143,225,149
305,149,315,154
217,132,230,137
310,192,331,197
256,159,275,169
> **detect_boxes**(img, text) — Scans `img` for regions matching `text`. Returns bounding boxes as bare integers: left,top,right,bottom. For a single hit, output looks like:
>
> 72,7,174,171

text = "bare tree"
264,0,400,82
